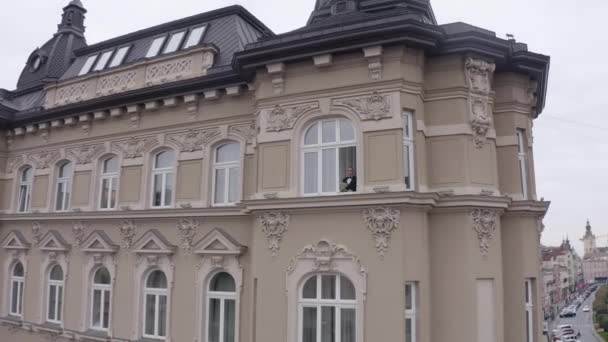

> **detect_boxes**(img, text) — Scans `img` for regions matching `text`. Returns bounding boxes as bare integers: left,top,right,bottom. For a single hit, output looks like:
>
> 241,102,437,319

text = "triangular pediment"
133,229,176,255
39,230,70,252
194,228,246,256
82,230,118,254
1,231,31,250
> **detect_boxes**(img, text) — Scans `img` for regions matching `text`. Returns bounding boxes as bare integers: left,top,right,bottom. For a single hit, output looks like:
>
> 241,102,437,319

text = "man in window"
341,167,357,192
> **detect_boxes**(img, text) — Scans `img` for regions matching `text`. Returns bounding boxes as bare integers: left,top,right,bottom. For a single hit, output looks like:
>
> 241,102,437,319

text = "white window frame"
46,265,64,324
90,268,112,331
9,262,24,317
142,271,169,339
146,36,167,58
206,272,237,342
150,150,175,209
55,162,73,212
403,112,415,191
17,167,33,213
525,279,534,342
516,129,528,200
301,118,357,196
79,55,98,75
211,142,241,207
98,156,120,210
405,282,418,342
183,26,207,49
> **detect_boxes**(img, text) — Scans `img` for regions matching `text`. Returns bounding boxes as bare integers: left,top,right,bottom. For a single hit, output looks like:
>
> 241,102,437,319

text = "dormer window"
93,50,114,72
31,56,42,71
108,46,130,68
183,26,207,49
163,31,186,54
146,36,167,58
79,54,98,75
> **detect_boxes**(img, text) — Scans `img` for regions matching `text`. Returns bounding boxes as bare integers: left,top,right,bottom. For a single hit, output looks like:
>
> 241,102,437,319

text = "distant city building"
581,220,608,283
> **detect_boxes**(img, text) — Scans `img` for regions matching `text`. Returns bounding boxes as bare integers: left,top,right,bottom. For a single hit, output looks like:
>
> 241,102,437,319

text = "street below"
553,292,602,342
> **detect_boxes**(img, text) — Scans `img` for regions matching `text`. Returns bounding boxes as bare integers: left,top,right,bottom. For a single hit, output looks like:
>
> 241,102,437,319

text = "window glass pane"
48,285,56,320
304,123,318,145
216,143,240,163
108,46,130,68
163,31,186,54
304,152,318,194
404,114,411,139
50,265,63,280
13,262,24,277
103,289,110,328
94,268,111,284
404,146,411,188
92,289,102,327
153,174,163,206
405,284,413,310
339,147,356,192
214,169,226,204
146,36,166,58
18,282,23,314
208,298,221,342
101,178,110,209
22,167,33,181
145,294,156,335
59,162,72,178
11,281,18,314
340,277,355,300
321,275,336,299
228,167,239,203
103,157,118,174
158,295,167,337
341,308,356,342
57,286,63,321
110,177,118,209
224,299,236,342
321,306,336,342
164,174,173,207
322,149,337,193
303,276,317,299
18,186,28,212
322,121,336,143
184,26,206,49
56,183,65,211
155,151,174,169
93,50,113,71
303,307,317,342
146,271,167,288
405,318,413,342
79,55,98,75
339,119,355,142
210,272,236,292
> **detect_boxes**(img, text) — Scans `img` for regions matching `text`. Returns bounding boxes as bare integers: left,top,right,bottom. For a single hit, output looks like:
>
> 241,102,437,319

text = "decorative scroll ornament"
72,221,88,248
266,103,318,132
66,144,105,164
471,209,498,257
177,218,199,254
6,155,23,173
166,128,220,152
258,211,290,256
287,239,366,276
28,150,61,169
32,222,43,247
112,137,157,159
229,123,256,143
333,92,392,121
470,96,492,148
362,207,400,258
119,220,137,250
201,51,215,71
465,57,496,95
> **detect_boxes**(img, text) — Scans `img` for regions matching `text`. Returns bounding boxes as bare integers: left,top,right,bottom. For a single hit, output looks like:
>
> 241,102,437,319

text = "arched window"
143,270,168,338
99,156,119,210
91,267,112,331
55,161,73,211
302,118,357,195
151,150,175,208
207,272,237,342
9,262,25,317
17,167,33,213
47,265,64,323
299,274,356,342
212,142,240,206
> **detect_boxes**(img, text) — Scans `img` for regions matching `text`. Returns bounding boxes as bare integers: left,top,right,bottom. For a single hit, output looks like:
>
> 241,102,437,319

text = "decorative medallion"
266,103,318,132
119,220,137,250
287,239,366,276
177,218,199,254
471,209,498,257
66,144,106,164
465,57,496,95
333,92,392,121
166,128,220,152
362,207,400,258
72,221,88,248
112,137,157,159
258,211,290,256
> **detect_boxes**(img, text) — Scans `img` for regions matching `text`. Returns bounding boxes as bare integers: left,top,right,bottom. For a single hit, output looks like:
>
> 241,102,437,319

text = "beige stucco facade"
0,2,550,342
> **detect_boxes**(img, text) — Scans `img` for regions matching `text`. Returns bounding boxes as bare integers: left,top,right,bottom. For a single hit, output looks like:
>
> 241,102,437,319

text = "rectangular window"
93,50,114,72
78,55,98,75
108,45,130,68
183,26,207,49
476,279,495,342
146,36,167,58
516,129,528,199
403,112,415,190
525,279,534,342
405,282,418,342
163,31,186,54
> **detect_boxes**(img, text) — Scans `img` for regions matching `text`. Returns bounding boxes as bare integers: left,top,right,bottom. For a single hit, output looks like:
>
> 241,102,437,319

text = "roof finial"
69,0,84,8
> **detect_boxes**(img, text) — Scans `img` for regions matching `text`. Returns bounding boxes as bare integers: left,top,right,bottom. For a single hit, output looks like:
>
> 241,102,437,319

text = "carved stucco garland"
266,103,318,132
333,92,392,121
66,144,105,164
471,209,498,257
258,211,290,257
119,220,137,250
177,218,199,254
362,207,400,258
166,128,221,152
286,239,366,277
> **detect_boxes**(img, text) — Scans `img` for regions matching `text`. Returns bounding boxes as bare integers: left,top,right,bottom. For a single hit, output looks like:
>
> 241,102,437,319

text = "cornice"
503,200,550,217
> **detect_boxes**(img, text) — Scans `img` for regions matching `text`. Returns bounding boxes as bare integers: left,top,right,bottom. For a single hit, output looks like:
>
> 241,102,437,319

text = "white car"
582,306,590,312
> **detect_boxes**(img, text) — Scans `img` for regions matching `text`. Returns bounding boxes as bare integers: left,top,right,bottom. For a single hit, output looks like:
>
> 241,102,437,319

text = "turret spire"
58,0,87,36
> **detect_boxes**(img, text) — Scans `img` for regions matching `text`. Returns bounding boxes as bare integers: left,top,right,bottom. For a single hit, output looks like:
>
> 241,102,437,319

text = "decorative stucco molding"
72,221,88,249
287,239,367,276
258,211,290,256
465,57,496,148
471,208,498,257
537,216,545,238
333,92,392,121
119,220,137,250
465,57,495,95
66,144,106,164
363,45,383,81
146,57,193,86
362,207,400,258
55,83,89,106
96,70,137,96
32,222,43,247
27,150,61,169
6,155,24,173
229,123,256,144
165,128,221,152
177,218,199,254
111,137,158,159
265,103,319,132
470,95,492,148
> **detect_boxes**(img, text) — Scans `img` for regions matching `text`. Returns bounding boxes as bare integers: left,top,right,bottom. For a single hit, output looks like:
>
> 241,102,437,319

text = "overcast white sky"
1,0,606,254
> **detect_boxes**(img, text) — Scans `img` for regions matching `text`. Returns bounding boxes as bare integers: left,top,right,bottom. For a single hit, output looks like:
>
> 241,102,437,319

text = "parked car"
582,306,590,312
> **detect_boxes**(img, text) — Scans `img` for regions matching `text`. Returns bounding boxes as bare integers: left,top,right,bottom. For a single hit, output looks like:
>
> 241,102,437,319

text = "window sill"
80,329,109,341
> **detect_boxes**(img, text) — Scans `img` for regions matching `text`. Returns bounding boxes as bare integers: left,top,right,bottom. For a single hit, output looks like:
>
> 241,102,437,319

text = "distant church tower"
581,219,596,256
